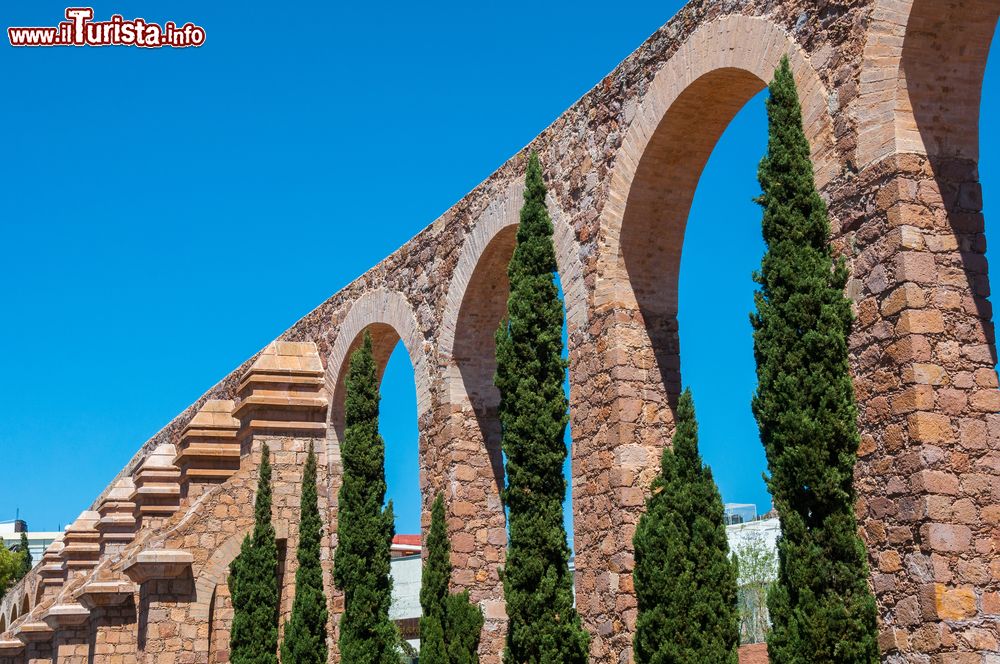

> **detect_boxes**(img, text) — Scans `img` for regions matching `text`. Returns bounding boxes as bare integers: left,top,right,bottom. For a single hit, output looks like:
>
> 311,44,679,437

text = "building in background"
0,520,61,564
390,535,422,662
388,516,777,656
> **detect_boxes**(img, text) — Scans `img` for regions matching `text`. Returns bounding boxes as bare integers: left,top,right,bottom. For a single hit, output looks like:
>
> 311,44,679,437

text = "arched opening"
1,612,7,634
590,14,836,658
20,594,29,617
451,223,517,492
676,88,776,647
618,67,770,437
677,88,770,517
327,311,428,652
442,183,579,662
381,340,422,535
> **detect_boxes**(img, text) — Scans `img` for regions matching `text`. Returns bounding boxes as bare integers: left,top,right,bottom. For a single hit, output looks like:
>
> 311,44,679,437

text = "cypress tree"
17,531,32,578
752,56,879,663
420,494,484,664
420,494,450,664
444,593,484,664
632,389,739,664
281,441,329,664
494,151,589,664
333,332,397,664
229,443,280,664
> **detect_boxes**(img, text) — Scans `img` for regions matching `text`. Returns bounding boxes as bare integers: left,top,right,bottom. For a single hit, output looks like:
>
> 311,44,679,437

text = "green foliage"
731,531,778,644
396,628,419,663
281,441,329,664
495,152,589,664
0,543,18,599
445,592,484,664
229,443,280,664
419,494,449,664
752,56,879,664
333,332,398,664
420,494,483,664
632,389,740,664
17,531,32,578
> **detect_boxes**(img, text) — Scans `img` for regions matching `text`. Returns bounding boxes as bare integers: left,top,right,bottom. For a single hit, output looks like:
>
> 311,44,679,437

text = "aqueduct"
2,0,998,661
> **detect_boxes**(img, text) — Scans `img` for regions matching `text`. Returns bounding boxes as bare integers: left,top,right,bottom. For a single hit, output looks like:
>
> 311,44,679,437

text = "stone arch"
0,611,6,634
187,530,243,662
598,14,836,318
579,14,837,659
590,11,837,481
439,181,585,487
322,288,432,656
19,593,28,618
858,0,1000,167
435,175,586,664
191,531,243,621
326,288,432,434
324,287,432,514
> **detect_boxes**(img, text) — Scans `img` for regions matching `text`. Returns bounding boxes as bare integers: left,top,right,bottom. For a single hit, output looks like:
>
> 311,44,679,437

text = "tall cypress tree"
333,332,397,664
494,151,589,663
420,494,450,664
752,56,878,663
632,389,739,664
17,531,32,578
420,494,484,664
229,443,280,664
281,441,329,664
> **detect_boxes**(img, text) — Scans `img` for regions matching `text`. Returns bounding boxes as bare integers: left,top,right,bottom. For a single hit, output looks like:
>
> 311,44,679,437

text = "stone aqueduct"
2,0,999,661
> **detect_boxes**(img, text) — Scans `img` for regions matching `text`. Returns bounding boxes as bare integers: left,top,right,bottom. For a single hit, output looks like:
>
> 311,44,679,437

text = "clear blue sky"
1,3,997,537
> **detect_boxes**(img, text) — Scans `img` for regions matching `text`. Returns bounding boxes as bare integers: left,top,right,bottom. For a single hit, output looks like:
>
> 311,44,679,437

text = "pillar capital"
233,341,328,437
175,399,241,501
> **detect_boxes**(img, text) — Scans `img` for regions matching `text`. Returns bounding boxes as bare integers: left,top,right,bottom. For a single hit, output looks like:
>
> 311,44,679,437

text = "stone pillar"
97,478,137,556
207,581,233,664
42,604,91,664
232,341,329,632
175,399,241,504
833,153,1000,660
74,579,139,660
568,310,675,664
131,444,182,531
123,549,196,663
60,512,101,583
426,383,506,664
82,598,139,664
37,537,66,600
17,622,54,664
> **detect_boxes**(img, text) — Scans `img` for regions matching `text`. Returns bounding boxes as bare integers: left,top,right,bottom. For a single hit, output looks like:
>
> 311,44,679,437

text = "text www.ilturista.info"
8,8,205,48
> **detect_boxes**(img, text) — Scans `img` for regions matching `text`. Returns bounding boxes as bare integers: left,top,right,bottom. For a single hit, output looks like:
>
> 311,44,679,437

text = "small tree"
495,151,589,664
420,494,483,664
15,531,32,580
632,389,740,664
752,56,879,663
281,441,329,664
731,531,778,644
228,443,279,664
333,332,398,664
0,544,18,599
